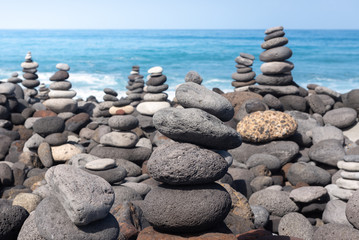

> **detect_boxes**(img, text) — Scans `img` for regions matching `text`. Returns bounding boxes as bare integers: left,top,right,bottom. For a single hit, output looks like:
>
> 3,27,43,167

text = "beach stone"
136,101,170,116
148,66,163,74
240,52,255,60
261,37,288,49
232,80,256,88
323,107,357,129
43,98,77,113
337,178,359,190
260,46,292,62
0,163,13,186
22,80,40,89
33,110,56,118
35,196,119,240
311,126,344,144
246,154,281,172
100,132,138,148
109,105,135,115
287,162,331,186
343,122,359,143
346,190,359,228
264,30,285,41
103,94,118,101
236,66,252,73
260,61,294,75
38,142,53,167
49,81,72,90
341,170,359,180
278,212,314,240
112,186,142,207
326,184,354,200
249,85,299,96
142,183,231,233
65,112,90,133
49,70,69,81
45,165,115,225
154,108,242,150
313,223,359,240
343,89,359,112
68,153,100,168
185,71,203,84
83,166,127,184
51,143,83,162
121,182,151,197
146,84,169,93
90,145,151,164
56,63,70,71
143,93,168,101
289,186,327,203
315,86,341,99
250,176,273,192
256,73,292,86
104,88,118,96
231,72,256,82
17,212,45,240
32,116,64,136
24,133,44,149
249,189,299,217
48,90,76,99
308,139,345,166
263,94,283,110
176,82,234,121
338,161,359,171
237,110,297,143
85,158,116,171
108,115,138,131
322,199,351,226
279,95,307,112
0,82,16,95
251,205,269,229
307,94,327,115
12,193,41,213
0,204,29,240
235,56,253,66
148,142,228,185
0,134,12,159
116,158,142,177
265,26,284,34
44,132,67,146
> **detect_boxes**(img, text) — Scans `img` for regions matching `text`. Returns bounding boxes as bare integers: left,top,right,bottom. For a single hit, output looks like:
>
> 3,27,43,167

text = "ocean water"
0,29,359,100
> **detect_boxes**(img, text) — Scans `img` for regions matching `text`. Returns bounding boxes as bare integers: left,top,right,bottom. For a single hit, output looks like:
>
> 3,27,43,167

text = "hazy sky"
0,0,358,29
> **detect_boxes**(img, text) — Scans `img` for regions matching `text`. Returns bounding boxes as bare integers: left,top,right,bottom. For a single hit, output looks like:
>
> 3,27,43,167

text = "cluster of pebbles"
231,53,256,90
126,65,144,107
21,52,40,104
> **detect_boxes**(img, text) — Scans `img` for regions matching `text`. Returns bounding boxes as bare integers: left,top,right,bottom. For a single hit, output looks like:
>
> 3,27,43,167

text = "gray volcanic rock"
35,196,119,240
323,199,351,226
146,84,169,93
0,134,12,160
289,186,327,203
261,37,288,49
108,115,138,130
50,81,72,90
346,190,359,229
111,186,142,208
89,145,151,164
249,189,299,217
0,204,29,240
147,142,228,185
184,71,203,84
231,72,256,82
49,70,69,81
278,212,314,240
153,108,241,150
308,139,345,166
259,46,292,62
246,153,281,172
32,116,65,136
38,142,53,168
311,125,344,145
83,166,127,184
313,223,359,240
263,94,283,110
287,162,331,186
229,141,299,166
260,61,294,75
249,85,299,96
280,95,307,112
45,165,115,226
142,183,231,233
17,212,45,240
255,73,293,85
251,205,269,229
176,82,234,121
343,89,359,112
323,107,357,129
265,26,284,34
264,30,285,41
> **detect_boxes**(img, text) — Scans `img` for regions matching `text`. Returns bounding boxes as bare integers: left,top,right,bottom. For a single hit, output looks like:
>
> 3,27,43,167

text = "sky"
0,0,358,29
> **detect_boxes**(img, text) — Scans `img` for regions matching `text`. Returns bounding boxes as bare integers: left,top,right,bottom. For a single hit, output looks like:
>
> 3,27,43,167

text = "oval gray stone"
323,107,357,129
260,61,294,75
323,199,351,226
175,82,234,121
142,183,231,233
278,212,314,240
313,223,359,240
256,73,292,85
259,46,292,62
246,153,281,172
261,37,288,49
49,81,72,90
346,190,359,228
287,162,331,186
184,71,203,84
153,108,241,150
231,72,256,82
147,142,228,185
264,30,285,41
265,26,284,35
308,139,345,166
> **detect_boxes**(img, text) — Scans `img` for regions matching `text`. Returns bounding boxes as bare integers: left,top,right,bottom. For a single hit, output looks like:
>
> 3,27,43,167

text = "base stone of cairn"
249,26,298,97
126,65,144,107
141,80,242,235
21,52,40,104
231,53,256,90
136,66,170,116
43,63,78,113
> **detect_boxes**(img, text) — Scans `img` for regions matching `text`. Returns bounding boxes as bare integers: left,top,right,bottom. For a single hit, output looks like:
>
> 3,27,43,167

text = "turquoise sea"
0,29,359,100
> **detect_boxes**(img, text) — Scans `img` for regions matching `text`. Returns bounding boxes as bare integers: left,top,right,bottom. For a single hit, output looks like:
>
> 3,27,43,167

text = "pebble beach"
1,26,359,240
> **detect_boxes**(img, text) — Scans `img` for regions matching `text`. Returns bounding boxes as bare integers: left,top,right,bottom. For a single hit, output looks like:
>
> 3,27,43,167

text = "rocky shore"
1,26,359,240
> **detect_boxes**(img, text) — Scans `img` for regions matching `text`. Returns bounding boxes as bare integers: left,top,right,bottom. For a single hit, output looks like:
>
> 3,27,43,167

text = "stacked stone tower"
21,52,40,104
231,53,256,90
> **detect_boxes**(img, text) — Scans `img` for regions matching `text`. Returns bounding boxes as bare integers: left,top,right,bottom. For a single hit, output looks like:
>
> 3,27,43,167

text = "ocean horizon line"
0,28,358,31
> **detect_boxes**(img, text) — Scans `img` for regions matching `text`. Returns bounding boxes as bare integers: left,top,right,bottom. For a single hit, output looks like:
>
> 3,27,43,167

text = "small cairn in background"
231,53,256,90
21,52,40,104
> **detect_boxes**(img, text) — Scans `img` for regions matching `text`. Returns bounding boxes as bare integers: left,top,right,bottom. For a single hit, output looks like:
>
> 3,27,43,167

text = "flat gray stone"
259,46,292,62
100,132,138,148
260,61,294,75
289,186,327,203
323,107,357,129
311,126,344,145
246,153,281,172
287,162,331,186
309,139,345,166
265,26,284,35
261,37,288,49
255,73,292,85
89,145,151,164
249,85,299,96
184,71,203,84
313,223,359,240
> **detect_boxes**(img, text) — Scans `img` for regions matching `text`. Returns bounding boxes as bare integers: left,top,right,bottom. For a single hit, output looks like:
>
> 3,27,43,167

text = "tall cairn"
126,65,144,107
231,53,256,90
43,63,78,113
141,80,242,234
21,52,40,104
249,26,299,97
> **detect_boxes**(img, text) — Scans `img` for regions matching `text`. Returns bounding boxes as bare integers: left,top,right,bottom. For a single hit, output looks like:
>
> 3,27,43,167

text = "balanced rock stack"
18,165,119,239
7,72,22,84
98,88,119,117
126,65,144,107
136,66,170,116
7,72,24,99
141,82,242,235
37,83,50,101
43,63,78,113
249,26,298,97
21,52,40,104
231,53,256,90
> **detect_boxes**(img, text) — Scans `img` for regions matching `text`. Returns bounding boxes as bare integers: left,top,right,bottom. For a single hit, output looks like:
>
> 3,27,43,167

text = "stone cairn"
231,53,256,90
97,87,118,117
43,63,78,114
37,83,50,101
333,155,359,200
136,66,170,116
126,65,144,107
7,72,24,100
21,52,40,104
18,165,119,239
7,72,22,84
141,80,242,234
